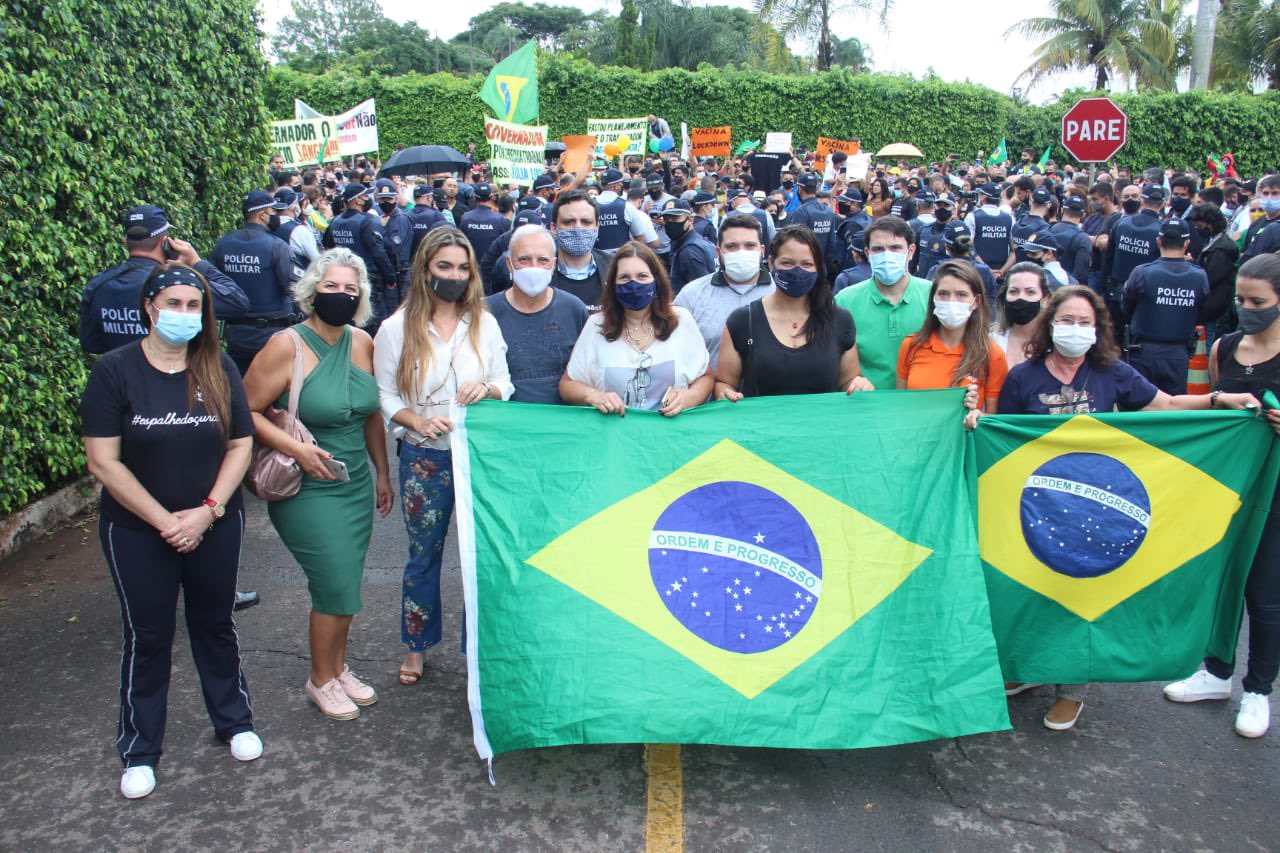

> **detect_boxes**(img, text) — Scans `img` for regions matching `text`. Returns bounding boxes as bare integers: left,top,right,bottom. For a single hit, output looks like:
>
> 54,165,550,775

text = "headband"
144,267,207,299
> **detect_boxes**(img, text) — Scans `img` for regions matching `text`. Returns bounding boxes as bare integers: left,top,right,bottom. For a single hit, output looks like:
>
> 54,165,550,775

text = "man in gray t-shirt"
484,225,590,403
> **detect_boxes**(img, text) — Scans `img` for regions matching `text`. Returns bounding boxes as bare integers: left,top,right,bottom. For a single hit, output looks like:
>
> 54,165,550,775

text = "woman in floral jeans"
373,228,513,684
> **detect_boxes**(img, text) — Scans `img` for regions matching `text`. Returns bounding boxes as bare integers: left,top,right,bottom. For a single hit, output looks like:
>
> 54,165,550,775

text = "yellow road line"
644,743,684,853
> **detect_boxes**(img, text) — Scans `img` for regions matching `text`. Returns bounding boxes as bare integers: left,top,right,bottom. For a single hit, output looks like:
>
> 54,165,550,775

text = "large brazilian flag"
976,411,1280,684
453,391,1010,760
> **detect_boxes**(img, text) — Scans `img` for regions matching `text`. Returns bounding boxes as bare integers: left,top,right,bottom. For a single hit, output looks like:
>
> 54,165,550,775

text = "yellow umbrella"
875,143,925,158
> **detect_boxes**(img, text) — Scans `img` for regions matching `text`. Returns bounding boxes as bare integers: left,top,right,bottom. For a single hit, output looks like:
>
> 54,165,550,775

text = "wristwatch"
202,498,226,520
1210,390,1221,408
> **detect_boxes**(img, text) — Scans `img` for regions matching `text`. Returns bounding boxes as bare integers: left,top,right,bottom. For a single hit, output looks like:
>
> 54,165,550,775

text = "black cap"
1159,218,1191,241
1023,229,1059,255
431,188,449,206
1242,179,1258,194
659,199,693,217
532,173,557,191
601,168,624,186
374,179,398,199
473,182,493,201
123,205,171,239
797,173,820,191
838,188,864,204
242,189,276,216
915,189,937,205
412,185,433,199
943,220,971,246
691,190,716,206
725,189,747,203
1031,186,1054,205
1063,195,1087,213
848,229,866,254
645,173,665,188
1141,183,1166,201
341,183,371,204
513,209,544,227
933,194,956,208
272,188,299,210
978,182,1002,199
518,194,542,210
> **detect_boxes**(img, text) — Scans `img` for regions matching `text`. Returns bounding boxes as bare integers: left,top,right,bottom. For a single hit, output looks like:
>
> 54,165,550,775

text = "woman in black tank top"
1164,255,1280,739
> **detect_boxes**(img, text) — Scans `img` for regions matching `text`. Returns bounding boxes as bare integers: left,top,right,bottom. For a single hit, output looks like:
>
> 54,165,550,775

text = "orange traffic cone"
1187,326,1210,394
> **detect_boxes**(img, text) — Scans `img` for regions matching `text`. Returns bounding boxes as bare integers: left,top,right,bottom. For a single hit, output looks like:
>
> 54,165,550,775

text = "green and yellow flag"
986,138,1007,167
976,411,1279,684
454,392,1010,759
478,40,539,125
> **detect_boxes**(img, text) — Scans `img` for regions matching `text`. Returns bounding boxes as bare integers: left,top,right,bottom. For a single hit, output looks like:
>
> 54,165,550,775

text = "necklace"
624,322,653,349
144,339,186,374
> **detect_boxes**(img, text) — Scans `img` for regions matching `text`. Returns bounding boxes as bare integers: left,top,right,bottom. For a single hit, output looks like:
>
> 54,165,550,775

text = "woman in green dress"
244,248,394,721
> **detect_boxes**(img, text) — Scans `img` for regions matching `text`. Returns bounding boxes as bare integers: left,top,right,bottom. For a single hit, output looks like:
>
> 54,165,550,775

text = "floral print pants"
398,442,455,651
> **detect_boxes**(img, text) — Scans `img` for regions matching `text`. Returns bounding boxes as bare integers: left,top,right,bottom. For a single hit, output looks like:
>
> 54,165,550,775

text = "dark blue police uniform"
1121,256,1208,395
595,196,632,251
972,207,1013,268
327,207,395,334
211,222,294,375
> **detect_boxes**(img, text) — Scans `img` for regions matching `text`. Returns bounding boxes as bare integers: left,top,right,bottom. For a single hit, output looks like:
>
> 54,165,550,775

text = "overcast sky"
259,0,1096,102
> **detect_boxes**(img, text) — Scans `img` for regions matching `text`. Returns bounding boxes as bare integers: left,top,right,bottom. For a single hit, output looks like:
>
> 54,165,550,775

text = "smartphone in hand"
321,457,351,482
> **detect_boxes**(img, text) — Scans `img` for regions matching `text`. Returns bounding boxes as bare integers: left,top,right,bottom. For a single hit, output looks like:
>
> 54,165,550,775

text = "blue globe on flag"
648,481,822,654
1020,452,1151,578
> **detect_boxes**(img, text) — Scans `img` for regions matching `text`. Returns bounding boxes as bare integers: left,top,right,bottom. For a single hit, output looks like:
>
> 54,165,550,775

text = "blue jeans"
398,442,456,652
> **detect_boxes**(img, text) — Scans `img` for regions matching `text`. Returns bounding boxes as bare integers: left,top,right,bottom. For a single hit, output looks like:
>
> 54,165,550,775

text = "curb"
0,476,98,563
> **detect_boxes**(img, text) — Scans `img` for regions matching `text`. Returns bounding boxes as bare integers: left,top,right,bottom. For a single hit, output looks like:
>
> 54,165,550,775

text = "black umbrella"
378,145,471,177
545,141,567,160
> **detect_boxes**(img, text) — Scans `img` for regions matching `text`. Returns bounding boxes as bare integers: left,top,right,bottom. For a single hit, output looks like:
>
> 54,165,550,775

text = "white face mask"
721,249,761,283
511,265,553,298
933,301,973,329
1051,324,1096,358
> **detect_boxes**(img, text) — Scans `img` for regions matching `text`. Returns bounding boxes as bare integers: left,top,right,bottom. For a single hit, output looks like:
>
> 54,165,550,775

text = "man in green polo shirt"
834,216,931,389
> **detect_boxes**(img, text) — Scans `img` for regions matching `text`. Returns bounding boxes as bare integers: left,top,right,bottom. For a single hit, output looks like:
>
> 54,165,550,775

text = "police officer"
1023,230,1076,288
406,184,447,267
1007,186,1053,267
81,205,249,355
788,173,840,277
1103,183,1165,340
376,181,413,309
459,182,510,269
832,228,872,293
1121,219,1209,394
270,188,319,283
211,190,295,375
530,173,559,216
690,190,719,243
913,194,950,277
726,189,775,252
925,220,997,299
659,199,718,293
966,182,1014,272
325,182,395,334
1049,195,1093,285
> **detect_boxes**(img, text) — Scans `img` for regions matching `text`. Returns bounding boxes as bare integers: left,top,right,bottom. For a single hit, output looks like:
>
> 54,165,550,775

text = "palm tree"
754,0,891,71
1190,0,1220,88
1214,0,1280,89
1008,0,1180,91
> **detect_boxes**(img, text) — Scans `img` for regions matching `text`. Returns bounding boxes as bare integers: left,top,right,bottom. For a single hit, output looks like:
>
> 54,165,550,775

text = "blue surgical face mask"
152,308,203,345
772,266,818,297
870,250,908,285
557,226,597,257
614,280,657,310
1262,197,1280,217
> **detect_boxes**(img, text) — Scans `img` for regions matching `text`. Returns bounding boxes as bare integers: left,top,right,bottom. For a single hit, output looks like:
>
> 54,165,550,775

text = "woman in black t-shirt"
714,225,871,399
1165,254,1280,740
80,265,258,800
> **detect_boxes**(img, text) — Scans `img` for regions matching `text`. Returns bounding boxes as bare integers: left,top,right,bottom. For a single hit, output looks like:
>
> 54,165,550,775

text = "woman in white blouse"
560,242,713,415
373,228,513,686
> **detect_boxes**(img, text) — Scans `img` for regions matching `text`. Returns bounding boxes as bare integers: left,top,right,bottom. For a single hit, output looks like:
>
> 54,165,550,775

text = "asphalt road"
1,474,1276,852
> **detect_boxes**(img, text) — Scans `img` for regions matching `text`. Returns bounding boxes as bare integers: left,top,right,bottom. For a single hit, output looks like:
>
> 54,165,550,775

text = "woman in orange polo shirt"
896,260,1008,428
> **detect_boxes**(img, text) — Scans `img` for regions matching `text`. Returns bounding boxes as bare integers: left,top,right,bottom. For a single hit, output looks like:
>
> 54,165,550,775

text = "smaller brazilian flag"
478,40,540,125
454,392,1010,760
976,411,1280,684
1037,146,1052,170
987,138,1007,167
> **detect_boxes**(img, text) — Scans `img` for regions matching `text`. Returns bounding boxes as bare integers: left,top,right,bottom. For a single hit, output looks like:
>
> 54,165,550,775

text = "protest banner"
815,136,861,173
587,118,648,158
294,98,379,157
691,126,732,159
680,121,690,161
764,131,792,153
269,118,341,167
560,135,596,175
846,152,874,182
485,117,548,186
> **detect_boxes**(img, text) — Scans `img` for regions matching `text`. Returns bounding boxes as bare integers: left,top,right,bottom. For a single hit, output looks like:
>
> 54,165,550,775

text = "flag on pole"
976,411,1279,684
478,40,540,125
453,392,1010,760
986,138,1007,167
1037,146,1052,170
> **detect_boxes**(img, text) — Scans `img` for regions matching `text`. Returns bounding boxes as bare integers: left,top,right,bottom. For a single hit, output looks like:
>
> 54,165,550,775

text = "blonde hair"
396,228,487,400
292,248,374,327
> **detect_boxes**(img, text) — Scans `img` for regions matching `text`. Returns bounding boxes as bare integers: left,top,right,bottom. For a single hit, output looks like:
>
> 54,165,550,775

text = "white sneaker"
1163,670,1232,703
230,731,263,761
1235,692,1270,738
120,766,155,799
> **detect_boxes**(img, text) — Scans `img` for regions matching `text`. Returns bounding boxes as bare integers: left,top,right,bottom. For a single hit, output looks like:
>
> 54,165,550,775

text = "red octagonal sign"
1061,97,1128,163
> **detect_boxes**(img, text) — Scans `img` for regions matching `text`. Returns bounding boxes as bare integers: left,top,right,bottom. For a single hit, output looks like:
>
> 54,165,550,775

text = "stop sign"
1060,97,1128,163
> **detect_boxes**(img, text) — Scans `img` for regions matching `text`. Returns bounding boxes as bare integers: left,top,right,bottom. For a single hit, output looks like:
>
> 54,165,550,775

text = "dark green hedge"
0,0,268,513
268,55,1280,175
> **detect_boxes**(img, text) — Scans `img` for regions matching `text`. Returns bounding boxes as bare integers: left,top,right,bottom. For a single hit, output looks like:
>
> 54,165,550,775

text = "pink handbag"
245,329,315,501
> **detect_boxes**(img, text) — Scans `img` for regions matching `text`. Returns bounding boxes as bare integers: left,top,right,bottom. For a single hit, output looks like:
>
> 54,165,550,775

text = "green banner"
976,411,1279,684
455,392,1010,759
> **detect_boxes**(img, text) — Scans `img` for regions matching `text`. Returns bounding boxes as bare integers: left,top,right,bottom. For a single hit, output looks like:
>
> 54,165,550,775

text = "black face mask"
649,188,663,199
268,213,281,231
1122,199,1142,215
1004,298,1041,326
837,203,853,216
431,276,469,302
663,221,687,241
311,291,359,327
935,207,953,222
1170,197,1191,216
782,180,794,190
379,201,397,215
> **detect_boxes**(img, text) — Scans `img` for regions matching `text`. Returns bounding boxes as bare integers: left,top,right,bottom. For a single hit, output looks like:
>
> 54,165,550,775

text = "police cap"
532,173,558,191
978,182,1002,200
601,168,625,186
1141,183,1166,202
943,220,971,246
412,185,433,199
659,199,693,217
1031,186,1054,205
273,188,300,210
797,173,820,192
1062,195,1087,213
123,205,171,239
691,190,716,207
1023,229,1059,255
1159,218,1191,242
472,182,494,201
341,183,371,204
242,189,276,216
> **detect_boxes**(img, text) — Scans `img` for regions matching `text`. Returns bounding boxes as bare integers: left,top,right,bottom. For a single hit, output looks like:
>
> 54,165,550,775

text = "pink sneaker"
305,678,359,720
337,666,378,707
